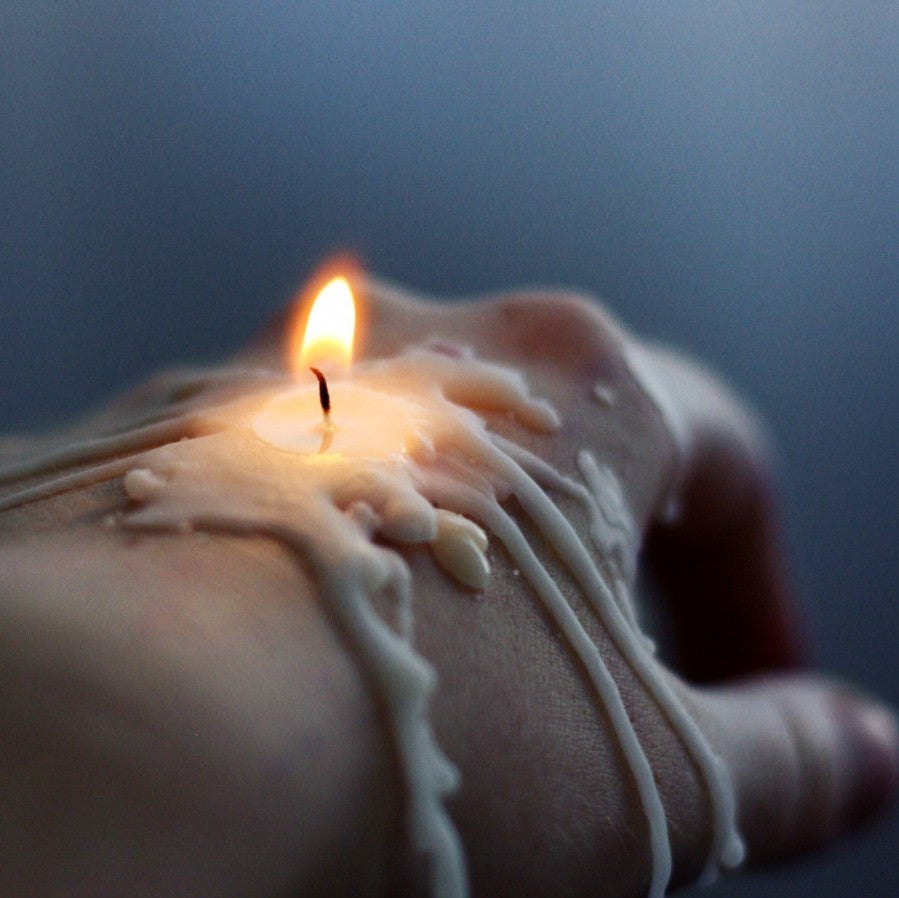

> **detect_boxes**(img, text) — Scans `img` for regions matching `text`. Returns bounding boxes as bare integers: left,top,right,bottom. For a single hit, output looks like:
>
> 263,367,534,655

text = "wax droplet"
592,383,616,406
722,833,747,869
123,468,166,501
380,491,438,543
431,511,490,589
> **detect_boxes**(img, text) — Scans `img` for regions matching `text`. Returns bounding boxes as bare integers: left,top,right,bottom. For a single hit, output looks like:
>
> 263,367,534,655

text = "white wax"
252,382,429,458
2,339,745,898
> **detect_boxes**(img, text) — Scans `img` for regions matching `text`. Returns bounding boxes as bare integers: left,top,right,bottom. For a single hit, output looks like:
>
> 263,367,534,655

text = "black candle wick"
309,367,331,415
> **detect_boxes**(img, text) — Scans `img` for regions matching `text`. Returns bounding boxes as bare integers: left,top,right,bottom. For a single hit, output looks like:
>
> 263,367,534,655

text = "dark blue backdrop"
1,4,896,894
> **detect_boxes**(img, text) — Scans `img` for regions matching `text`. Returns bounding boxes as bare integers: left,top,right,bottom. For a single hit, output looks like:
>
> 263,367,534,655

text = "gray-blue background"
1,3,895,895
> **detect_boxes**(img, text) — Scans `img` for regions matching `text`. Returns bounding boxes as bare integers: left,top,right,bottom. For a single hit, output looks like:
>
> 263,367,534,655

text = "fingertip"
838,698,899,833
700,677,898,865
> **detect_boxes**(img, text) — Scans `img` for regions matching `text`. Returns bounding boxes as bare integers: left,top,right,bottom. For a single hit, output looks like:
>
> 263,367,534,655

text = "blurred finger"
693,674,899,860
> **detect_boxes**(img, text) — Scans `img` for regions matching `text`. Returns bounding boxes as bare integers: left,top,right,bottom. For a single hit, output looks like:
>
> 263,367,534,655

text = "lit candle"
0,271,745,898
253,277,429,458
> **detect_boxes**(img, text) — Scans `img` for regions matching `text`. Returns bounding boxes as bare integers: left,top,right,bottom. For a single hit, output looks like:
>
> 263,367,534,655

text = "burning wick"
309,367,331,418
309,367,334,453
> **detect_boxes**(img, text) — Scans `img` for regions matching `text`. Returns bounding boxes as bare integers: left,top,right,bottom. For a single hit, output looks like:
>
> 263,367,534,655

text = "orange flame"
289,275,357,376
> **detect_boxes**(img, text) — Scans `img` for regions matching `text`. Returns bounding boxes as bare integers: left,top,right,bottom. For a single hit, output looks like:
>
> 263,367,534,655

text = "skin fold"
0,284,895,897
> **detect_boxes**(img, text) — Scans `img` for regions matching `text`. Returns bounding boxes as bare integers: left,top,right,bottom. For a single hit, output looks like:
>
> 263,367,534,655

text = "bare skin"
0,284,895,897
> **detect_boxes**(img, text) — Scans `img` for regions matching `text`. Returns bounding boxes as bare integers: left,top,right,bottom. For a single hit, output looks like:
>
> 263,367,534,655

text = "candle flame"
294,276,356,374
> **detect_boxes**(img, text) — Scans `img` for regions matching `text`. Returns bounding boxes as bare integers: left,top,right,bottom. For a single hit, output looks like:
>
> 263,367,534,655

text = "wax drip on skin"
414,471,673,897
3,348,745,896
0,456,143,514
377,348,744,884
576,450,637,578
469,436,745,880
490,435,643,636
408,398,743,885
0,368,284,513
361,347,562,434
123,426,672,896
489,436,637,583
0,417,206,489
415,451,718,895
122,432,468,898
574,451,649,642
431,511,490,591
113,356,559,898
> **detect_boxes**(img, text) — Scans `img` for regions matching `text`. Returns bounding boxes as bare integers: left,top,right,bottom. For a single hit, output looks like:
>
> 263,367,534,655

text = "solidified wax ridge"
414,471,673,897
488,435,643,632
0,415,205,489
486,431,743,879
0,367,285,504
476,437,744,880
0,455,141,513
10,344,744,897
122,432,469,898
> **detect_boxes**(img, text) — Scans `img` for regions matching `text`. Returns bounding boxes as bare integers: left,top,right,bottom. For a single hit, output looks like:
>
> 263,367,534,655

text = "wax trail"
0,346,743,898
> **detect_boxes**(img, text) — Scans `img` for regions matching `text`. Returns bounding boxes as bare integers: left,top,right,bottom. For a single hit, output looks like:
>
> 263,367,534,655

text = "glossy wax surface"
253,383,425,458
